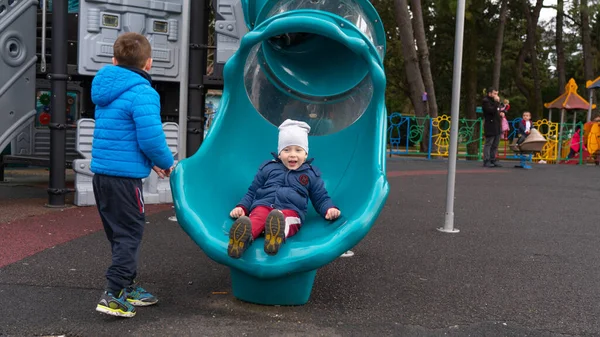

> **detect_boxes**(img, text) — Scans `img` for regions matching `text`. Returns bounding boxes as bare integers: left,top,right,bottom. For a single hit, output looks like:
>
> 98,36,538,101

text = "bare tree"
581,0,593,81
556,0,566,93
514,0,544,119
464,1,480,159
409,0,438,118
492,0,509,90
393,0,427,117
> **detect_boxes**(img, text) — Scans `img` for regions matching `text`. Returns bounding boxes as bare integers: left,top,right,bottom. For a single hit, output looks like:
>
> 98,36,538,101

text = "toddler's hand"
325,208,341,220
230,207,245,218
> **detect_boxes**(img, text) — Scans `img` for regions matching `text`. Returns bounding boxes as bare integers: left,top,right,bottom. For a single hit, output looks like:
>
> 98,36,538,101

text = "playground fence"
387,113,588,164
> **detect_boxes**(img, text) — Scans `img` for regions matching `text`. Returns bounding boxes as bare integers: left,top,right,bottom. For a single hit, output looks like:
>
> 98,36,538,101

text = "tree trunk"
409,0,438,119
394,0,429,152
492,0,508,90
531,39,543,120
581,0,594,81
514,42,531,102
514,0,544,119
393,0,426,118
556,0,566,94
464,6,479,159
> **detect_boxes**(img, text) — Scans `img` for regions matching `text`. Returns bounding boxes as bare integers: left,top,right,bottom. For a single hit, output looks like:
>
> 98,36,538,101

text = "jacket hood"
91,65,152,107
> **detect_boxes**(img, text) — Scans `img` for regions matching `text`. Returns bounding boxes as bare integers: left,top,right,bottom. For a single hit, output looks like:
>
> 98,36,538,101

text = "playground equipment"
585,75,600,122
582,120,600,165
78,0,185,82
544,79,596,162
71,119,179,206
509,128,547,169
587,123,600,155
0,0,38,159
1,0,223,206
586,76,600,162
171,0,388,305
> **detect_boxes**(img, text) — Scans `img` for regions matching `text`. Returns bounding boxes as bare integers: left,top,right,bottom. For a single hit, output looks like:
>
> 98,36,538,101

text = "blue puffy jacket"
237,154,336,222
90,65,174,178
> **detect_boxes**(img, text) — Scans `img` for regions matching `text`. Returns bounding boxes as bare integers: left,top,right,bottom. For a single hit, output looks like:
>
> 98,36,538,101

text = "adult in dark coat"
482,87,504,167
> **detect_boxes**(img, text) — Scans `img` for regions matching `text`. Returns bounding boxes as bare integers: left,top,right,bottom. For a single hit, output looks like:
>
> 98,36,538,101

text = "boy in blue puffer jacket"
90,32,175,318
227,119,341,258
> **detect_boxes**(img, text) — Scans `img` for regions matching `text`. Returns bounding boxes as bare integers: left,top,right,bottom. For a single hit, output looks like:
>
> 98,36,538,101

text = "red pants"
249,206,301,239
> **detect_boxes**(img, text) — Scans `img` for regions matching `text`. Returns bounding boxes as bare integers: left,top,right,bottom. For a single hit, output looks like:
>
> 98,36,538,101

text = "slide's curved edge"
172,162,389,279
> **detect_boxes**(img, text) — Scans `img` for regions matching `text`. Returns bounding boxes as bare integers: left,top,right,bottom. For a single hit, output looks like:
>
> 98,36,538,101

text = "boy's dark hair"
113,32,152,69
487,87,496,94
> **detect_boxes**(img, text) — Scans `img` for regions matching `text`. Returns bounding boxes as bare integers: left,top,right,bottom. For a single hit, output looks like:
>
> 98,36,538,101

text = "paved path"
1,159,599,336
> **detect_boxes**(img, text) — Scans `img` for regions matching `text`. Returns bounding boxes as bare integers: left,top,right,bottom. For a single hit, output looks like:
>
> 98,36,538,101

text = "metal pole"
427,119,433,159
47,0,68,207
439,0,466,234
558,108,565,162
579,122,583,165
177,0,192,160
40,0,47,73
588,90,594,122
187,0,210,156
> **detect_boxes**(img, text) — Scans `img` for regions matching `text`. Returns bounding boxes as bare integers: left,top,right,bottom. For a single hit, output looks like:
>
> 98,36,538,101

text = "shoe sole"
127,298,158,306
96,304,136,318
228,216,252,258
264,210,285,256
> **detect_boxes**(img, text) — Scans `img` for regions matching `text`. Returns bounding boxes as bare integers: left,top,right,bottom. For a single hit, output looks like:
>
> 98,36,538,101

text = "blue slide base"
231,268,317,305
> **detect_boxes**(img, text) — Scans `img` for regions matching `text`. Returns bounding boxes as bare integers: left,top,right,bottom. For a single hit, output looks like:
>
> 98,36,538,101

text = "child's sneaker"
264,210,286,256
96,290,136,318
126,284,158,306
228,216,253,258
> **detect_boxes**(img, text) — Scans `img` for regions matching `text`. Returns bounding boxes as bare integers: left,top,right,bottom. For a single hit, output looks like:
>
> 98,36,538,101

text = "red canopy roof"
544,78,596,110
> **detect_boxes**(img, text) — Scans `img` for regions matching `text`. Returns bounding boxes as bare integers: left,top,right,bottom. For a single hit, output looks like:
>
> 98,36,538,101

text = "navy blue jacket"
90,65,174,178
237,155,336,222
516,119,533,137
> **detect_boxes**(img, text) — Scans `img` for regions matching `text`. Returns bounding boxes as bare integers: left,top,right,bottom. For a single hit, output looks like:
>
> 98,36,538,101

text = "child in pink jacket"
567,125,586,159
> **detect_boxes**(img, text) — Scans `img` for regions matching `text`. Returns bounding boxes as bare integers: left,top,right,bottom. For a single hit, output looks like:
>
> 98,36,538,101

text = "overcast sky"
539,0,557,23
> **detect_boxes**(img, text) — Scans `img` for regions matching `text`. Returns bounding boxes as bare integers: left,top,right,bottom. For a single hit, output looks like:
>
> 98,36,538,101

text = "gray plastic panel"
73,121,179,206
0,0,38,153
11,122,31,155
163,122,179,157
78,0,183,82
215,0,247,64
76,118,96,159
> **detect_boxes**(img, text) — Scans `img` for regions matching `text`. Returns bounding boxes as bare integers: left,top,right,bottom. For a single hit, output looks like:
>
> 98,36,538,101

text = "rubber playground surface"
1,159,599,336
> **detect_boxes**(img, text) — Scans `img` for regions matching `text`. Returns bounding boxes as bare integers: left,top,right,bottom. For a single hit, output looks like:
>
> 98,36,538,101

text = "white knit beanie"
278,119,311,154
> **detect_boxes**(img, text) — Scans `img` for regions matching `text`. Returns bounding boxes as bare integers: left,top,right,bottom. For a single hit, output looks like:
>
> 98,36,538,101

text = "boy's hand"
153,164,176,178
230,207,245,218
325,208,341,220
163,164,176,177
152,166,166,178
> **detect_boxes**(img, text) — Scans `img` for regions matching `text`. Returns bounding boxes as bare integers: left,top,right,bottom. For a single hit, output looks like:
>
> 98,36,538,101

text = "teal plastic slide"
171,0,389,305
